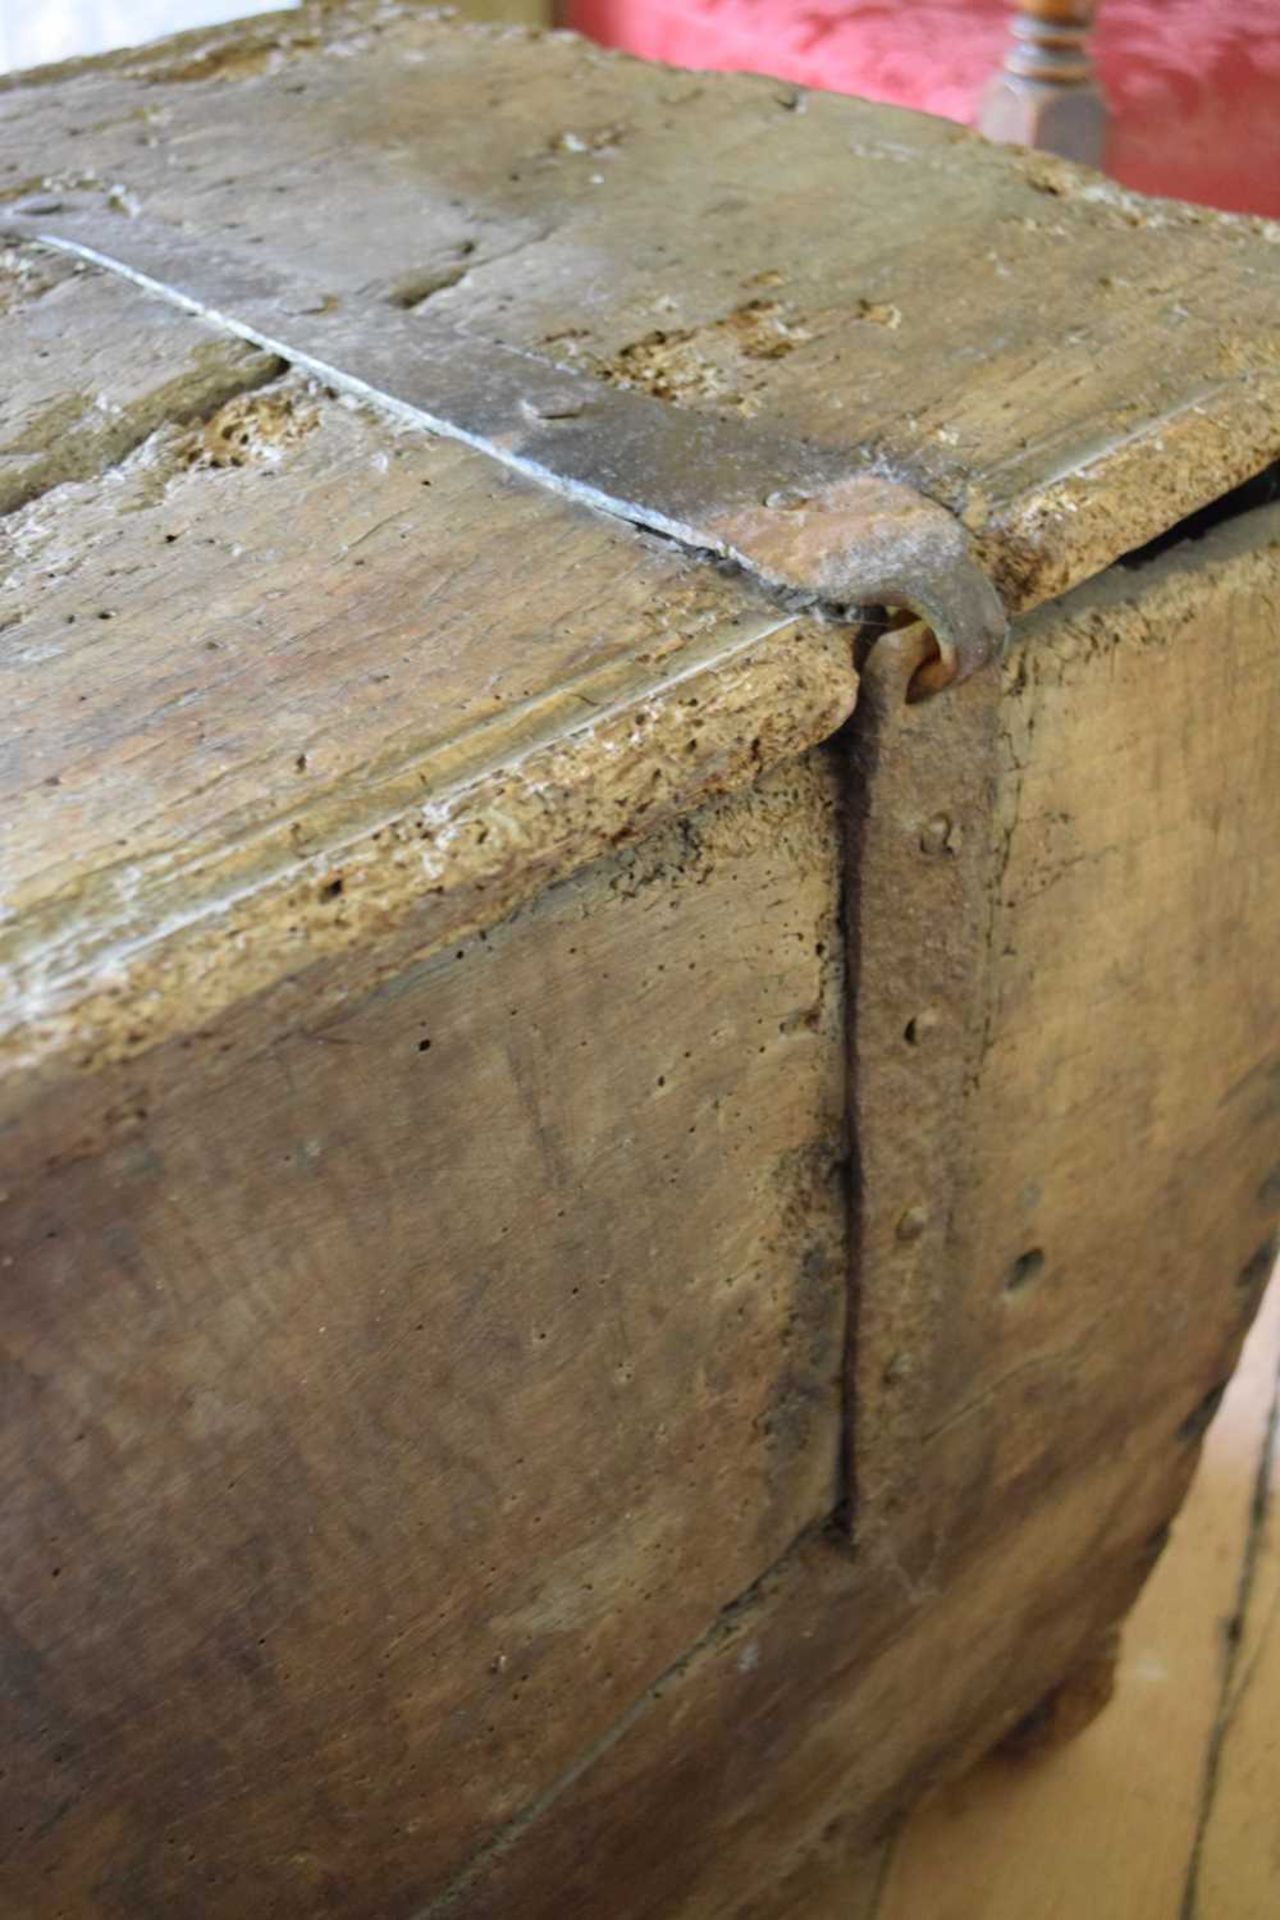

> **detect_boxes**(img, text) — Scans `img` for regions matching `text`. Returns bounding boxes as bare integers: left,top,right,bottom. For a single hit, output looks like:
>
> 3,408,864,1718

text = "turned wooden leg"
979,2,1108,169
999,1624,1122,1755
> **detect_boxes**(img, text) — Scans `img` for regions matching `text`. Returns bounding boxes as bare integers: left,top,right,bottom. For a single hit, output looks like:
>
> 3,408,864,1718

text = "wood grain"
1,349,852,1108
433,1431,1203,1918
404,506,1280,1919
4,0,1278,1110
893,501,1280,1581
1,14,1278,1918
0,241,280,512
0,755,848,1917
3,0,1276,612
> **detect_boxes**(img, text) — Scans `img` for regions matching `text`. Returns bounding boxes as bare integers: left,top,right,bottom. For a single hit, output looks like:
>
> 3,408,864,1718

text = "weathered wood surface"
0,260,852,1108
8,376,1271,1920
0,242,280,513
1,754,848,1917
411,504,1280,1918
861,490,1280,1684
3,0,1277,616
436,1439,1197,1918
3,1,1278,1114
1,13,1278,1919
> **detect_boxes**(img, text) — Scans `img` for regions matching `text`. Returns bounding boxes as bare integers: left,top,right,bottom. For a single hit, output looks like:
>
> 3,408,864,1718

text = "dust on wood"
0,239,281,513
1,12,1278,1918
423,500,1280,1920
593,298,813,415
1,347,853,1114
4,0,1275,610
0,757,849,1916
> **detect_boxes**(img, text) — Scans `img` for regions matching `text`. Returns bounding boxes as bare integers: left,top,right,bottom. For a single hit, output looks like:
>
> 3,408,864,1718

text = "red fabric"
567,0,1280,216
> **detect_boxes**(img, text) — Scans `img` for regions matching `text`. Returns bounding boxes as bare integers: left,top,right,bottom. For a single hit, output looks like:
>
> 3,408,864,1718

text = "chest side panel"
416,503,1280,1920
908,500,1280,1559
0,750,847,1917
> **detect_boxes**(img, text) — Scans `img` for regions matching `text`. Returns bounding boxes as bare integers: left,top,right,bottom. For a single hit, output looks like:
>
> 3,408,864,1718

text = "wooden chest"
2,7,1278,1914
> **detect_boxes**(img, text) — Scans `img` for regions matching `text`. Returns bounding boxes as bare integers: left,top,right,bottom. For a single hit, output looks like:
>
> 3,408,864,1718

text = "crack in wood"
8,218,1005,689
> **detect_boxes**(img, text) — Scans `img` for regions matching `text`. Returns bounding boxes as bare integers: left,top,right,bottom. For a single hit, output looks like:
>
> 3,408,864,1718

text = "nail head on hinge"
520,393,588,422
10,212,1005,699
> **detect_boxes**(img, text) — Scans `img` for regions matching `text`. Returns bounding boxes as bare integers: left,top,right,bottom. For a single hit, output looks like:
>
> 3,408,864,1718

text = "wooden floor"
850,1269,1280,1920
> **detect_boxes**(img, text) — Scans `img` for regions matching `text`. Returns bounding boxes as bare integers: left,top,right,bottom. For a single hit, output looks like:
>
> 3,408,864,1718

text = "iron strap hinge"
8,202,1008,694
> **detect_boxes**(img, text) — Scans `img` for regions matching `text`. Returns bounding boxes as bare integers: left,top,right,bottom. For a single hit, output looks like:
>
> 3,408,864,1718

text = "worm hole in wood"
1003,1247,1045,1295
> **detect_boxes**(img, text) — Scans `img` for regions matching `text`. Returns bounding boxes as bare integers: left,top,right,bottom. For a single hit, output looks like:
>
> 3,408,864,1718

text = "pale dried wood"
2,1,1275,612
889,502,1280,1583
1,350,852,1110
4,0,1279,1113
1,15,1277,1918
416,505,1280,1920
0,755,848,1916
0,241,280,512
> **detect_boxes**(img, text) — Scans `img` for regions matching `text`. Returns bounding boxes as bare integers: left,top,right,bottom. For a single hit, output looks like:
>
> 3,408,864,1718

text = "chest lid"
3,0,1278,1103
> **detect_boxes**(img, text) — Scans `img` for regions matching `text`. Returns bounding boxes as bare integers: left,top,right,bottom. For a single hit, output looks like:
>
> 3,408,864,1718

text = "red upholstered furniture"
565,0,1280,216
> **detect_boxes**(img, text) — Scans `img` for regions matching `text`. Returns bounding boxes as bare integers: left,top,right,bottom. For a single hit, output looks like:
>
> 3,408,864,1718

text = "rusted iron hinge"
7,199,1007,694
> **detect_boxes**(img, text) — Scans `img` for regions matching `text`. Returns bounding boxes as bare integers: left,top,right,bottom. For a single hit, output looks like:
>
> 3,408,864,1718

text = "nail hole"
903,1008,940,1047
1003,1247,1045,1294
896,1204,930,1243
